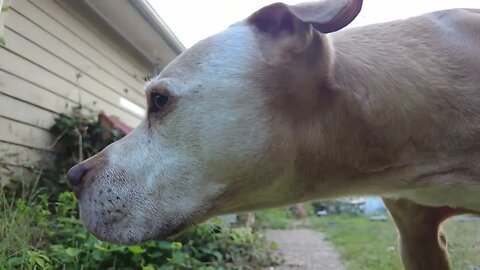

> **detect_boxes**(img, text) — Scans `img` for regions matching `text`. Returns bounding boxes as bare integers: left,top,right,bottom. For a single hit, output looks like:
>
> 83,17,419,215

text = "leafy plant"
1,190,282,269
49,106,123,170
44,106,124,195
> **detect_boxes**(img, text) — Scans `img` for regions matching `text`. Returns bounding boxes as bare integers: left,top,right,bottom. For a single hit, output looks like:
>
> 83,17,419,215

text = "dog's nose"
67,163,87,187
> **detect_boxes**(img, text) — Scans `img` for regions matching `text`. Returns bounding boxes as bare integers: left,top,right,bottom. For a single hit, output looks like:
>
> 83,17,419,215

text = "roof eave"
82,0,184,69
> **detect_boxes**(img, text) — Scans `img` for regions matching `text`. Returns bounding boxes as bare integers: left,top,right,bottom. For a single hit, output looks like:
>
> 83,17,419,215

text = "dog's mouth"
78,186,211,244
75,185,160,244
80,205,192,244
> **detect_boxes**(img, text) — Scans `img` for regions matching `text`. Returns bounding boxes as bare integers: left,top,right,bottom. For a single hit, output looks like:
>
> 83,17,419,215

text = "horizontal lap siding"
0,142,55,168
0,93,57,130
0,50,143,128
0,117,54,151
29,0,150,89
0,0,153,169
0,72,77,115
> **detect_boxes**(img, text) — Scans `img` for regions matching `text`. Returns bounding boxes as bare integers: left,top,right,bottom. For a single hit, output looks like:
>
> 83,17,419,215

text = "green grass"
309,215,402,270
254,208,295,229
1,189,284,269
444,218,480,270
309,215,480,270
0,189,47,267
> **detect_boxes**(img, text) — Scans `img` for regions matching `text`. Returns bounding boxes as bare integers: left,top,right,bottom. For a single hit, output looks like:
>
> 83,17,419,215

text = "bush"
1,190,281,270
49,107,123,169
44,107,124,195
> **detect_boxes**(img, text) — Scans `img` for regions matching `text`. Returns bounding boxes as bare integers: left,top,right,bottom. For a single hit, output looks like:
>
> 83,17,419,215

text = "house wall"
0,0,153,169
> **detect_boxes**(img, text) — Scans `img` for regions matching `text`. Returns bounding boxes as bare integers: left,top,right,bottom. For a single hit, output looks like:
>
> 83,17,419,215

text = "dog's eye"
150,92,169,113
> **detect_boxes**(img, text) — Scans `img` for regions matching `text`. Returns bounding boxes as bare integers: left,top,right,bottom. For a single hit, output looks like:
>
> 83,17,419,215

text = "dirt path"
265,228,345,270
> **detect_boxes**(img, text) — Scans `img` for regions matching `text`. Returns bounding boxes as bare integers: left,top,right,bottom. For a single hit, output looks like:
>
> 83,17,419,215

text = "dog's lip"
80,202,194,244
72,185,83,198
88,219,190,245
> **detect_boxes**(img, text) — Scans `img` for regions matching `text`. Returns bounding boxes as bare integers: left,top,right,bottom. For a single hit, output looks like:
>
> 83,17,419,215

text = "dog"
67,0,480,269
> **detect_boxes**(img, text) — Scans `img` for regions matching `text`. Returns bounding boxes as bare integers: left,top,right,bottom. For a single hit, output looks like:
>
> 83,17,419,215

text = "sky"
149,0,480,48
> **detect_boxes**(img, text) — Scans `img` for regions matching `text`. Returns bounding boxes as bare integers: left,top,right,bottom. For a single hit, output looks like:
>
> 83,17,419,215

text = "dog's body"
329,8,480,208
67,1,480,269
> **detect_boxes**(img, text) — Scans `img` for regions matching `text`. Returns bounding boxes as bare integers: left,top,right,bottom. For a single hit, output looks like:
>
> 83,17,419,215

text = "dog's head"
67,0,362,244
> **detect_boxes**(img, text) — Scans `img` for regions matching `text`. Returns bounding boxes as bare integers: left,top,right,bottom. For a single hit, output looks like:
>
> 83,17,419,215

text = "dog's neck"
288,29,455,201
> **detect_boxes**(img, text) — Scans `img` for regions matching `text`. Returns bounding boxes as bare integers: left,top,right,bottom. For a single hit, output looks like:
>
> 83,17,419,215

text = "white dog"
67,0,480,269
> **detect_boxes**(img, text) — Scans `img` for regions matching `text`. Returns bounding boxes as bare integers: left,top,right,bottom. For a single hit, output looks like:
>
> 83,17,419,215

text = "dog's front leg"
383,198,451,270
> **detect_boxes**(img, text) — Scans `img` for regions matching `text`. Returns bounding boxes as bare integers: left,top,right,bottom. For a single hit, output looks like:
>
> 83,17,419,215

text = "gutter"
129,0,185,55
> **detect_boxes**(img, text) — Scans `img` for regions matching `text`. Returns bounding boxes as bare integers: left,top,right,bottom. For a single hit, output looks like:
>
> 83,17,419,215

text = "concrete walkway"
265,228,345,270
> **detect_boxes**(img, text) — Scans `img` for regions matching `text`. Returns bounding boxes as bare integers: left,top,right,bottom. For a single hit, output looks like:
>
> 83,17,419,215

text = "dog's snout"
67,163,87,187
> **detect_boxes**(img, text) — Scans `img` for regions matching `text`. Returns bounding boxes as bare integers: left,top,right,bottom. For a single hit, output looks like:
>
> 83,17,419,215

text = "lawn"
308,215,480,270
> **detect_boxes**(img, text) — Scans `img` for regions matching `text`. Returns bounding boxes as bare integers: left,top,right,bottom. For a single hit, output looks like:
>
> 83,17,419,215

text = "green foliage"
50,107,123,166
254,204,316,229
443,218,480,270
309,215,480,270
309,215,402,270
0,190,281,269
312,199,365,216
254,208,294,230
43,107,124,195
1,4,9,12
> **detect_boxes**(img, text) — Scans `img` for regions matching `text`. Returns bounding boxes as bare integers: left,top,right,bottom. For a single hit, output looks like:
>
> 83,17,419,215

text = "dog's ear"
249,0,362,35
248,0,362,58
